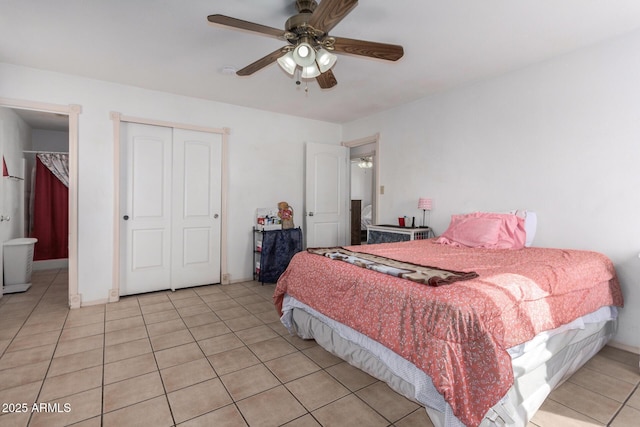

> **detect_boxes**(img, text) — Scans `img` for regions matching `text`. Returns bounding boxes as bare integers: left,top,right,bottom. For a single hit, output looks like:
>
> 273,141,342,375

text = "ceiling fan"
207,0,404,89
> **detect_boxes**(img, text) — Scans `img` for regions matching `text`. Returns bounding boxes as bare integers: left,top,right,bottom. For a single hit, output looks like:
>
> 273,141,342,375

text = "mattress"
282,295,618,427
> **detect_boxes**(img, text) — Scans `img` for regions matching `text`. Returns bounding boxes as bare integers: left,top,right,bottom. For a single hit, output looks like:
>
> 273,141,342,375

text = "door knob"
308,212,314,216
123,215,129,220
214,214,219,219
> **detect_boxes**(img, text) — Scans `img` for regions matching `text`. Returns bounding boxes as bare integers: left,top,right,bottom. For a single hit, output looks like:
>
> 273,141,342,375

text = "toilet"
3,237,38,293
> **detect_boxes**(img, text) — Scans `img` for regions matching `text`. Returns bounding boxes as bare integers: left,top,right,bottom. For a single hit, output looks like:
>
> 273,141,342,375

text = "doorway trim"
0,97,81,308
342,133,380,227
110,112,230,302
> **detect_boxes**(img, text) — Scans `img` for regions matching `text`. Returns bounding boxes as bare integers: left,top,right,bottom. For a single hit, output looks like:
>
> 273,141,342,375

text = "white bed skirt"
282,295,618,427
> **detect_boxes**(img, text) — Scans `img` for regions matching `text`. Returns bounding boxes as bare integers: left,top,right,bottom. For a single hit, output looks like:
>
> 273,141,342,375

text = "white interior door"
305,142,349,248
120,123,222,295
0,119,5,298
121,123,173,295
171,129,222,290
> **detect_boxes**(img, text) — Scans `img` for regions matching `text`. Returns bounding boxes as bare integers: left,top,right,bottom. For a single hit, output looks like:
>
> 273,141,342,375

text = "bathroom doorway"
21,112,70,268
0,98,80,307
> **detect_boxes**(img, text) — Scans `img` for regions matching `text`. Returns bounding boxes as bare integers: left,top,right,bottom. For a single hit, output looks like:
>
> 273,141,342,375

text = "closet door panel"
183,143,211,216
183,227,210,264
120,123,172,295
131,229,165,268
171,129,222,289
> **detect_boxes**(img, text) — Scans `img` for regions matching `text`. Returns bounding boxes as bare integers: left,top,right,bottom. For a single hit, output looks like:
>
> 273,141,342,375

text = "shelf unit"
253,227,262,281
253,227,303,284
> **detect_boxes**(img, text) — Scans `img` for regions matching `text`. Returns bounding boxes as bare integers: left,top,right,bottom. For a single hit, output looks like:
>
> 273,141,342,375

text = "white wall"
32,129,69,152
0,107,30,242
0,62,342,303
343,29,640,352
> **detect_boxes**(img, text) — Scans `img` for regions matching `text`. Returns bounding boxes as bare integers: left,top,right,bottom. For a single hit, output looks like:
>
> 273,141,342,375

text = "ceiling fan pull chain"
295,67,302,86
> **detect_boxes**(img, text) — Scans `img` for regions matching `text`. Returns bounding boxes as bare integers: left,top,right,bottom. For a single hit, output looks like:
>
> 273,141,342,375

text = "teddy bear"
278,201,294,229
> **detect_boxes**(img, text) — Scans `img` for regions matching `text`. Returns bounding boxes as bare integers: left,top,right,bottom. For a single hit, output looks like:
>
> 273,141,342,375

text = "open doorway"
1,106,69,292
20,111,70,268
350,153,375,244
344,134,379,246
0,98,80,308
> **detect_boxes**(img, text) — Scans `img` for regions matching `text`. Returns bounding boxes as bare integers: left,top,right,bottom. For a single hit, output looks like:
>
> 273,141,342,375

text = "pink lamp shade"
418,198,432,210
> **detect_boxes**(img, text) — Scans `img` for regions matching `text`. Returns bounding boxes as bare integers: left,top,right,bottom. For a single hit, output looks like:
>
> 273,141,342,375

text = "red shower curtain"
32,157,68,260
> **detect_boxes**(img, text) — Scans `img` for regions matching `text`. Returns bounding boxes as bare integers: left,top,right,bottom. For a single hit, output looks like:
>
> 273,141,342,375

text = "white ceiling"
10,109,69,132
3,0,640,124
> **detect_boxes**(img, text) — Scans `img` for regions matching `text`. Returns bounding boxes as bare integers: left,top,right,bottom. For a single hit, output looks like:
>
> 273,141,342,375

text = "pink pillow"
436,212,526,249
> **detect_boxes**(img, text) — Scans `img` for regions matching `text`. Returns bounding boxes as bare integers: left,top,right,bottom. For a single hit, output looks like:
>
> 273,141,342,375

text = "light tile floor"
0,269,638,426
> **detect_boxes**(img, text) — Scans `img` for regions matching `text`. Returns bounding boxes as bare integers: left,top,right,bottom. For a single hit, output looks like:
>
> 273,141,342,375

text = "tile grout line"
229,283,374,427
166,288,218,426
100,295,107,427
209,283,281,425
25,269,68,426
607,382,640,425
224,284,311,426
136,291,178,426
0,270,60,359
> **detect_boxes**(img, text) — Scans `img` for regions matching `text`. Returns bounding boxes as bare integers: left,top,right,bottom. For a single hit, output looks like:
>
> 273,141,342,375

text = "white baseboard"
80,297,109,307
33,259,69,270
230,276,256,284
607,339,640,355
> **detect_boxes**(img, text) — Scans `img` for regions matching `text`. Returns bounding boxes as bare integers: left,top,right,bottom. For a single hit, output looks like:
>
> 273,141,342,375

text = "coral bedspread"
273,240,623,427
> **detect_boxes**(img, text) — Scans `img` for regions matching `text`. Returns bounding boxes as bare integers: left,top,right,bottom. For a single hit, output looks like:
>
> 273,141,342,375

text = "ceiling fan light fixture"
208,0,404,90
358,157,373,168
277,51,297,75
298,44,311,57
316,48,337,73
301,63,321,79
293,41,316,66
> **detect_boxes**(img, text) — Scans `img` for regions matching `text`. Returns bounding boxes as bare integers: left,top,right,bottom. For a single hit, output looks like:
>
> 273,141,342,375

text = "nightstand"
366,225,434,244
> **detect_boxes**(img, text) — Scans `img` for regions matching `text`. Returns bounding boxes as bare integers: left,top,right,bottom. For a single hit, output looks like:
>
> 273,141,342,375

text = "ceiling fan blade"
332,36,404,61
316,69,338,89
236,48,286,76
207,14,286,40
308,0,358,34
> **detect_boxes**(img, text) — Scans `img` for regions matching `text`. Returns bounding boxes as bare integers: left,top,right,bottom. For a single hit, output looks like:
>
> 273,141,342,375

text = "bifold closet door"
120,123,222,296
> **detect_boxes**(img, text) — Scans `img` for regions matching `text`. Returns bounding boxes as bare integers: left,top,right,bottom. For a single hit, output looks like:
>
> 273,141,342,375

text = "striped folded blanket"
307,247,478,286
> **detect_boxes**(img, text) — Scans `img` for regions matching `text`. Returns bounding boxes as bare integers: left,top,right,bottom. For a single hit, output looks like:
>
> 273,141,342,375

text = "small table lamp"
418,198,432,227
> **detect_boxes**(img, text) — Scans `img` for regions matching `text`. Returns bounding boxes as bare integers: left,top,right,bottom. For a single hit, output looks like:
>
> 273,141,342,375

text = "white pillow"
509,210,537,247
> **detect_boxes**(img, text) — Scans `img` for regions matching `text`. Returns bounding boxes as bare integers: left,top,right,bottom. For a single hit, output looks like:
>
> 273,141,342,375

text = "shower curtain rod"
23,150,69,154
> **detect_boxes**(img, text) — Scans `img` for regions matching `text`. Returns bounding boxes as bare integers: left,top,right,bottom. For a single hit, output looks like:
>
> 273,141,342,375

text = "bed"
273,212,623,427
